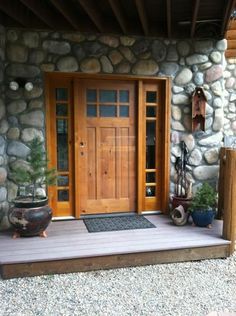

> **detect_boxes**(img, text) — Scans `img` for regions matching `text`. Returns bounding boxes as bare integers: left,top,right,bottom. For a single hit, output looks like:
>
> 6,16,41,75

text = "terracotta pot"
171,196,192,212
8,198,52,237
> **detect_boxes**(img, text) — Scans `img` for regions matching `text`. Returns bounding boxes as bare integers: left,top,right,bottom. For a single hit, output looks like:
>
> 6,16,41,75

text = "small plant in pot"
188,183,217,228
8,137,57,238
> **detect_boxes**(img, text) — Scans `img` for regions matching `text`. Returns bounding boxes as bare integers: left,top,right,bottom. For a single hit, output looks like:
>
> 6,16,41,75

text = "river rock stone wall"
0,27,235,229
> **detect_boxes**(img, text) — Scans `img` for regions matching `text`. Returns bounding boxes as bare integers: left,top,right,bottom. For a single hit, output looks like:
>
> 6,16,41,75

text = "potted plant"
8,137,57,238
188,183,217,228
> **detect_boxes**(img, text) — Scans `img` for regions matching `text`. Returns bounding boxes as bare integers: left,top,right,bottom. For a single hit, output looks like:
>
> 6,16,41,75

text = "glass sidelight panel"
146,186,156,197
57,119,68,171
146,91,157,103
56,88,68,101
146,106,156,117
56,104,68,116
146,172,156,183
146,121,156,169
58,190,69,201
57,175,69,186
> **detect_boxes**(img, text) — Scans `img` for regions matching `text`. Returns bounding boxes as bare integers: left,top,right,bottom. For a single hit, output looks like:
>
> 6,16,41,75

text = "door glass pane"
99,105,116,117
146,121,156,169
58,190,69,201
57,119,68,171
120,105,129,117
146,106,156,117
146,91,157,103
87,104,97,117
146,186,156,197
146,172,156,183
119,90,129,102
99,90,117,102
87,89,97,102
56,104,68,116
56,88,68,101
57,175,69,186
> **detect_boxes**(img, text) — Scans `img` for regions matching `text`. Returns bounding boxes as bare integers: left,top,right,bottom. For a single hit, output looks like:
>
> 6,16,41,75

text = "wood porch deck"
0,215,231,279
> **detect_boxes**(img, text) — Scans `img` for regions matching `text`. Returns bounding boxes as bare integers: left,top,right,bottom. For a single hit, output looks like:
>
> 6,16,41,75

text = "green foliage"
12,138,57,200
189,183,217,212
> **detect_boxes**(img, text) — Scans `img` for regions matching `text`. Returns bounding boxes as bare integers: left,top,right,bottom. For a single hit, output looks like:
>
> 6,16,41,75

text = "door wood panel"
77,80,136,215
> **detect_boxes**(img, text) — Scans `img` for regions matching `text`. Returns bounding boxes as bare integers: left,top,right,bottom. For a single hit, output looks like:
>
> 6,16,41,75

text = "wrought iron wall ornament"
174,141,190,198
192,86,207,132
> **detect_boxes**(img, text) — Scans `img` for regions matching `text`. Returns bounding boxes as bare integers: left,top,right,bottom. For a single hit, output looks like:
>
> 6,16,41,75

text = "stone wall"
0,27,233,229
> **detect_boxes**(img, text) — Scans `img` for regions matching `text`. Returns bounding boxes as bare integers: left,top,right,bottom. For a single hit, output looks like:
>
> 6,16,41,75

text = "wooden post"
217,147,227,219
222,149,236,255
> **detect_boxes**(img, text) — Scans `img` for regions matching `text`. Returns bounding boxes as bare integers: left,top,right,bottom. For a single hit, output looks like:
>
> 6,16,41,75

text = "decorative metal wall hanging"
192,87,207,132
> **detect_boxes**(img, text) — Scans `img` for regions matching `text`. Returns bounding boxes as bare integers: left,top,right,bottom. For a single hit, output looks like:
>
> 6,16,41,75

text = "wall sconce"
9,78,34,92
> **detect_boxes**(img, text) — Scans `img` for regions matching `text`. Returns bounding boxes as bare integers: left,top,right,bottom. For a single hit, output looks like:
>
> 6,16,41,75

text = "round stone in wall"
7,30,18,42
7,127,20,140
29,99,43,109
7,181,18,202
193,165,219,180
7,100,27,115
194,41,213,54
151,40,166,61
24,86,43,100
120,36,135,46
116,62,131,74
6,64,40,78
186,54,208,65
193,72,204,86
225,77,235,89
80,58,101,73
62,33,85,43
210,51,222,64
119,47,136,63
166,45,178,61
42,40,71,55
177,41,190,57
29,50,45,64
204,148,219,164
109,50,123,65
213,108,224,131
171,121,185,131
21,128,44,143
99,35,119,48
133,39,150,56
205,65,223,83
84,42,108,57
189,148,202,166
172,106,182,120
211,81,223,96
100,56,113,73
7,141,30,159
23,32,39,48
20,110,44,128
0,119,9,134
174,68,193,86
0,167,7,185
40,64,55,72
7,44,28,63
198,132,223,146
0,187,7,202
216,39,227,51
172,94,189,105
73,44,86,60
57,56,78,72
160,62,179,76
132,60,159,75
181,134,195,151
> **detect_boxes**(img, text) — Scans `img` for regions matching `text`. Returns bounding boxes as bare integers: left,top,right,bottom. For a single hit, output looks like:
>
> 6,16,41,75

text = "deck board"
0,215,231,278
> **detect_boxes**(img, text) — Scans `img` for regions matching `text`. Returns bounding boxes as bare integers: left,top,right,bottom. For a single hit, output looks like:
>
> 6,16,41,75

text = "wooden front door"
75,80,136,215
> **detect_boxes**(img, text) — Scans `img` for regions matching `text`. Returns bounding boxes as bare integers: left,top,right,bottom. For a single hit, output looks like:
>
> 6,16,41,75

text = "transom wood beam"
166,0,171,38
0,0,33,27
191,0,200,38
108,0,128,34
221,0,236,37
20,0,65,29
77,0,104,33
135,0,149,36
50,0,81,30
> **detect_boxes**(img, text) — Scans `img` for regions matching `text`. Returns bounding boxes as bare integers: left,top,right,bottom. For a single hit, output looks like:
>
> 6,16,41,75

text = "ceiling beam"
135,0,149,36
166,0,171,38
77,0,104,33
50,0,81,30
20,0,65,29
108,0,127,34
0,0,32,27
221,0,236,37
191,0,200,38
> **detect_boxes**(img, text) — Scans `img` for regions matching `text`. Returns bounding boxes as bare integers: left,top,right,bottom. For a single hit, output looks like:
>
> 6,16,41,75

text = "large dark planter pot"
8,197,52,237
191,209,216,227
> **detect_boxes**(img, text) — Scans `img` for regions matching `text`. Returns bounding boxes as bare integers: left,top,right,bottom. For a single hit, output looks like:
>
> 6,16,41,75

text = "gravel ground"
0,253,236,316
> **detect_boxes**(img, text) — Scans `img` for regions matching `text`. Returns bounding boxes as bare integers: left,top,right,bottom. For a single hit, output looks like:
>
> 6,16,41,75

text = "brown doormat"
83,215,156,233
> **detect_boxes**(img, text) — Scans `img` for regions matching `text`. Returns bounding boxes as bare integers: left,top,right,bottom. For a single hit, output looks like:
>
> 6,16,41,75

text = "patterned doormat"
83,215,156,233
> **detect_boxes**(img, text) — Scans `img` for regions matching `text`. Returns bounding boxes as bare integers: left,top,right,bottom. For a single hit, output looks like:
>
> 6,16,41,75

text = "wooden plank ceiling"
0,0,235,39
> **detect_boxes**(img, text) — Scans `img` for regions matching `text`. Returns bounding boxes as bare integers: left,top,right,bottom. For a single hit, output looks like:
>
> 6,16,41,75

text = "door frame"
45,72,171,218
